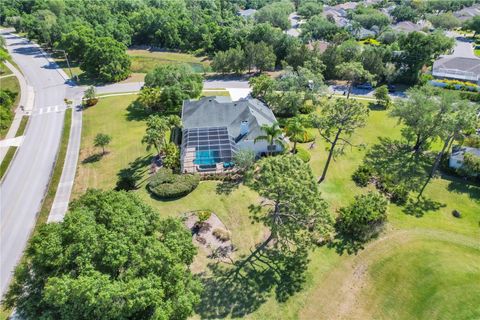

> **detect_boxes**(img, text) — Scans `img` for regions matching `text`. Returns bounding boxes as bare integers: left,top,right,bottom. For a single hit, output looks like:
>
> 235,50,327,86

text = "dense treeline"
0,0,251,81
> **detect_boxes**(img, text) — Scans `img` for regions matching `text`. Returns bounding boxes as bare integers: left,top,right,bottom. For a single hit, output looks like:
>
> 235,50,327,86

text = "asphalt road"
0,31,70,298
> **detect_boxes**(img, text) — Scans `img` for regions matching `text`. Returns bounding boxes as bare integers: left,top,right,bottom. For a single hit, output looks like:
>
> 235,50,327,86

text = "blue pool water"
194,150,218,165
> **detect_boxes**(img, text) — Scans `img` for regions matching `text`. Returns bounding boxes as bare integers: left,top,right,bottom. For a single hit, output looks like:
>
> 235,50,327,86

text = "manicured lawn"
73,96,480,319
475,49,480,57
363,238,480,320
15,116,28,137
0,147,17,180
128,49,210,74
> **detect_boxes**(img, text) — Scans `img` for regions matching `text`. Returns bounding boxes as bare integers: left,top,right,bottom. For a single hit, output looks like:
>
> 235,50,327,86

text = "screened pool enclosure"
181,127,238,173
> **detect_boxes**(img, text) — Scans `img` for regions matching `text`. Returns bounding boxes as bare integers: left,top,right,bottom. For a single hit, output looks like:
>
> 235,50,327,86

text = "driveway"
445,31,477,58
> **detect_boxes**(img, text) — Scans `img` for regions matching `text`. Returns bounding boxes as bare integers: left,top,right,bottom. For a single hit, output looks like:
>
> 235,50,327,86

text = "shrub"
83,98,99,107
352,165,373,187
337,192,388,242
289,130,315,143
212,228,231,242
197,210,212,223
148,168,200,199
295,146,311,163
390,184,409,205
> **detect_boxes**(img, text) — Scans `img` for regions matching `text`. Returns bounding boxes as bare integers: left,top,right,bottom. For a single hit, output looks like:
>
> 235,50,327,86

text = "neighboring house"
350,26,377,39
454,4,480,22
391,21,430,33
432,56,480,84
332,2,359,11
238,8,257,19
307,40,330,53
449,146,480,169
180,96,282,173
322,4,352,27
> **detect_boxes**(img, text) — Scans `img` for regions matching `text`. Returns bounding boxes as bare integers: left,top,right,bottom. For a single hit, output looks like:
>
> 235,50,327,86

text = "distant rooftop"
454,4,480,21
238,8,257,18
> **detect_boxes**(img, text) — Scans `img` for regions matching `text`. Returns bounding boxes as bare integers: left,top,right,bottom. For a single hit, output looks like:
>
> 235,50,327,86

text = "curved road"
0,31,70,297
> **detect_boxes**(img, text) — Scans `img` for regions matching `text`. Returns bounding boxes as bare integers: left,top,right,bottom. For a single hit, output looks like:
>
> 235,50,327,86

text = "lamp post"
53,49,73,79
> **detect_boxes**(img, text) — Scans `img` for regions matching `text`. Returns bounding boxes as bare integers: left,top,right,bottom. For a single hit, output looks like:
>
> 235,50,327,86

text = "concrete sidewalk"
47,101,82,223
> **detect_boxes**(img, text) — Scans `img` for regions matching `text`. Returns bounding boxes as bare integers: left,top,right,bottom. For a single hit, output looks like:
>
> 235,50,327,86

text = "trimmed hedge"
148,168,200,199
295,146,311,163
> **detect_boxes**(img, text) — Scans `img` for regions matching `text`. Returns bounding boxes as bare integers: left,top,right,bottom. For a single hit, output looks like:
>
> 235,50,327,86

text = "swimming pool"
194,150,219,165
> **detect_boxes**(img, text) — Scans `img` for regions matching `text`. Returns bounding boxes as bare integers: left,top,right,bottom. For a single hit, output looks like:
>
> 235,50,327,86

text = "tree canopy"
4,189,201,320
142,64,203,113
80,37,131,82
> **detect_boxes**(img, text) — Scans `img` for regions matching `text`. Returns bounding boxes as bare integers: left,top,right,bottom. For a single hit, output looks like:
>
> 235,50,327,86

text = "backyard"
72,95,480,319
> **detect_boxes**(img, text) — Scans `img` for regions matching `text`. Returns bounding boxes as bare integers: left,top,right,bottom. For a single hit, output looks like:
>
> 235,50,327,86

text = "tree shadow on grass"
82,153,103,164
196,248,309,318
363,137,431,193
115,155,152,191
328,232,365,256
444,175,480,203
403,196,445,218
215,180,241,195
126,100,151,121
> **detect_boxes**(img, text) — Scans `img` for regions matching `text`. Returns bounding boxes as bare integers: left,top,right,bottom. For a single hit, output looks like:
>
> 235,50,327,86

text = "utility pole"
54,49,73,79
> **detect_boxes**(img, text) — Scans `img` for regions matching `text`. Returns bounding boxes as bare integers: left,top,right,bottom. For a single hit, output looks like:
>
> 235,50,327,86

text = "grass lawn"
15,116,28,137
128,49,210,74
0,147,17,180
0,62,12,76
475,49,480,57
72,96,480,319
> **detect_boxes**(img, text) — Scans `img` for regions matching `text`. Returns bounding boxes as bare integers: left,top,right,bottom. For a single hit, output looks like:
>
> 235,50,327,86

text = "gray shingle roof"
182,97,277,141
432,56,480,82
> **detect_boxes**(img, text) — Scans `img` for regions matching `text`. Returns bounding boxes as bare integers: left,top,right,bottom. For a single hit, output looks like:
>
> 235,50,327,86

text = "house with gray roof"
391,21,430,33
454,4,480,22
432,56,480,84
180,96,282,173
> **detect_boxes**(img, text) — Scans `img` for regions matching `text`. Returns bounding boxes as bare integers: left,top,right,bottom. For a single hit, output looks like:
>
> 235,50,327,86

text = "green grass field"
72,96,480,319
128,49,210,74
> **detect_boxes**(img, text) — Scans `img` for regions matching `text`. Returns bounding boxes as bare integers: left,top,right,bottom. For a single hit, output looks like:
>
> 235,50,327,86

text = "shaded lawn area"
73,95,480,320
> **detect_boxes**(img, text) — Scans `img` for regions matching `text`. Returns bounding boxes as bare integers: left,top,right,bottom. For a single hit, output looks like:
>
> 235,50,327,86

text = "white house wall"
237,139,284,155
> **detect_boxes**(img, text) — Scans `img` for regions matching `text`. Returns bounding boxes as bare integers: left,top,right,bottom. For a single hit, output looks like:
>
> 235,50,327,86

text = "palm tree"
285,117,308,153
254,122,284,156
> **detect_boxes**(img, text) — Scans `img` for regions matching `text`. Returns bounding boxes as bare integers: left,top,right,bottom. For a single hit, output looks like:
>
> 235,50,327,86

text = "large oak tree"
4,190,201,320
